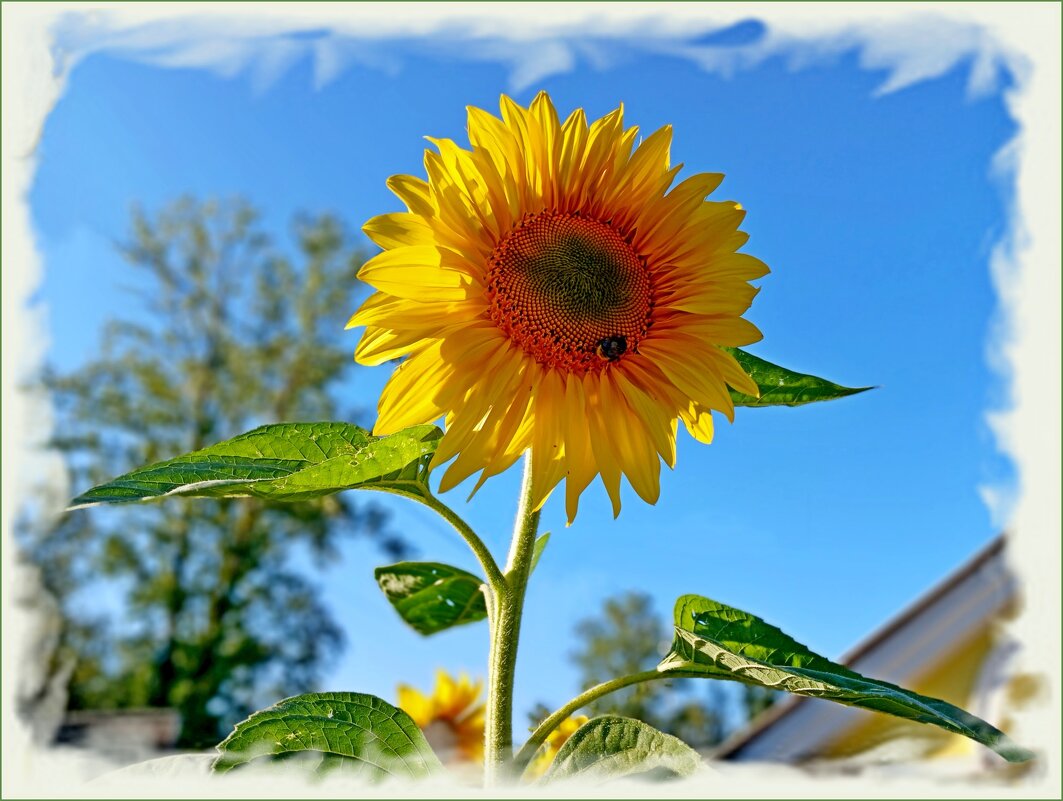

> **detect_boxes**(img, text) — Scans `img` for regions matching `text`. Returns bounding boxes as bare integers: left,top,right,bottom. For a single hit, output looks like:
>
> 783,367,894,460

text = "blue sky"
30,20,1017,729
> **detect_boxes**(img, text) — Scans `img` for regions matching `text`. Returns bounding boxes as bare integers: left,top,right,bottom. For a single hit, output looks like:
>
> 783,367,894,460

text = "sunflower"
524,714,590,779
397,669,485,763
350,92,766,522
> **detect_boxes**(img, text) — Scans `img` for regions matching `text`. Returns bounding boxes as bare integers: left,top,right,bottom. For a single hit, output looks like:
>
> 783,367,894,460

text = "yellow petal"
612,366,678,467
681,402,715,444
706,346,761,398
583,373,623,518
633,172,724,254
600,372,661,505
467,363,540,496
604,125,674,216
528,92,562,203
467,104,519,172
431,341,525,468
437,352,533,493
363,212,434,250
374,343,451,433
346,292,482,332
387,174,436,217
562,374,598,524
529,367,567,511
354,325,425,365
358,246,473,302
658,280,760,317
557,107,589,204
397,684,434,727
678,315,764,348
638,336,735,421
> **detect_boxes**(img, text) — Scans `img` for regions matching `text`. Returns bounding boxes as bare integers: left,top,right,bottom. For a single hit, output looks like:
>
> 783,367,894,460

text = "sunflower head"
350,92,766,522
397,669,485,763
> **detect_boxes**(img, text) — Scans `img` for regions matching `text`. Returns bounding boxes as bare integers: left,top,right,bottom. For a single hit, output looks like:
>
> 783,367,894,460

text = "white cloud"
39,6,1019,96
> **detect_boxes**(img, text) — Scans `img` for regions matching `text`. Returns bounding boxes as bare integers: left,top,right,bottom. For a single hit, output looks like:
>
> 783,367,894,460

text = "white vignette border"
1,3,1060,798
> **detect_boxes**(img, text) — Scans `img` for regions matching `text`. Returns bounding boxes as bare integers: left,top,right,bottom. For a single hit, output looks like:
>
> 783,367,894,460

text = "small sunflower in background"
397,669,485,763
350,91,766,523
524,714,590,779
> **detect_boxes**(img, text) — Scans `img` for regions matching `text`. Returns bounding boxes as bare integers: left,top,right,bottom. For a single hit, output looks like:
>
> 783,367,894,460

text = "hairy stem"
483,454,541,786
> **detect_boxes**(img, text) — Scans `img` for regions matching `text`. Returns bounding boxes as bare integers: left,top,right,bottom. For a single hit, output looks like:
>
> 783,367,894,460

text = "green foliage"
726,347,872,406
530,532,551,572
70,423,442,508
375,534,548,636
214,692,441,780
22,197,405,748
539,716,700,783
566,592,731,749
660,595,1034,763
375,562,488,636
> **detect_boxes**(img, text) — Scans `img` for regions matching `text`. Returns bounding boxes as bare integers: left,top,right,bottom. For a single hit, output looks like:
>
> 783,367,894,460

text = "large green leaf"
659,595,1033,763
375,562,487,636
726,347,872,407
214,692,442,779
68,422,441,508
376,533,551,636
540,716,701,783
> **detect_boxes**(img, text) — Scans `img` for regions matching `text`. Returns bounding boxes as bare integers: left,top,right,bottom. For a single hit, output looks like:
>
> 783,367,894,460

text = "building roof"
713,534,1015,762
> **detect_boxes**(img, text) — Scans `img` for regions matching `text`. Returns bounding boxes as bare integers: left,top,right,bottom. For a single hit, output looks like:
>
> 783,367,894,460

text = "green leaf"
660,595,1034,763
531,532,551,572
541,716,701,783
375,533,551,636
375,562,488,636
68,422,442,509
214,692,442,779
725,347,873,407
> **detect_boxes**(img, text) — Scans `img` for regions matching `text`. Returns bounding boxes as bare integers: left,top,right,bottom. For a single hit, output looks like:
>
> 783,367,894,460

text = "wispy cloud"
46,7,1016,97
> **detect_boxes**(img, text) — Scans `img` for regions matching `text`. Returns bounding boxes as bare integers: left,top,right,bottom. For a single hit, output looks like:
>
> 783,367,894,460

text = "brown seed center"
486,211,652,371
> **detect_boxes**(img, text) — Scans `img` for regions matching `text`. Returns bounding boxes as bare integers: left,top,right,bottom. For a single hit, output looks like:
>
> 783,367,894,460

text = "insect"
596,335,628,362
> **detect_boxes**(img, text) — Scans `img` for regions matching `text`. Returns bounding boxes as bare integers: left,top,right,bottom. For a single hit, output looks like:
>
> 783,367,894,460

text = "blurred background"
11,6,1034,781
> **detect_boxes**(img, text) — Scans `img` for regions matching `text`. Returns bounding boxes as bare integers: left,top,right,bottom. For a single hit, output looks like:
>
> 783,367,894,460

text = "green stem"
512,668,706,773
483,453,541,786
420,493,506,595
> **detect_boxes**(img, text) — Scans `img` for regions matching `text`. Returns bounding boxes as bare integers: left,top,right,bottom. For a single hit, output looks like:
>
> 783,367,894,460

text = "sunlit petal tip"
369,418,397,438
436,466,466,496
352,95,766,520
467,472,491,502
498,93,524,118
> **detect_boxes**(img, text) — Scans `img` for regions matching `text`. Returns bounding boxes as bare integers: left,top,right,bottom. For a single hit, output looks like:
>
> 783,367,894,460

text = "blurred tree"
562,592,776,749
571,593,669,726
21,197,406,749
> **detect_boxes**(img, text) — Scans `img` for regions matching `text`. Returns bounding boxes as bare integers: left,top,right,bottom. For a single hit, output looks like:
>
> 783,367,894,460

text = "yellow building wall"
819,627,995,760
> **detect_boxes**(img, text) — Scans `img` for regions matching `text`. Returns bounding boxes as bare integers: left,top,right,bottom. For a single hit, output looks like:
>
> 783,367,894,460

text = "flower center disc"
486,211,652,371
